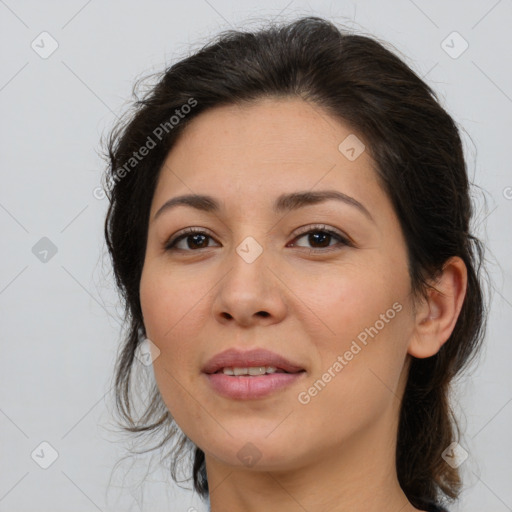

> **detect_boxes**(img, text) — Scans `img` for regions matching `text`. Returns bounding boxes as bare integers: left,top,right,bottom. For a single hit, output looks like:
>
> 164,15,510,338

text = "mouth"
202,347,305,375
213,366,302,376
202,348,306,399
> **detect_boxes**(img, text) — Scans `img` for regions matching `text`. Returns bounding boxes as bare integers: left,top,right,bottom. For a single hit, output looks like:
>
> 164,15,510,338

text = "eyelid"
287,226,354,253
291,223,353,246
164,227,217,250
164,224,354,251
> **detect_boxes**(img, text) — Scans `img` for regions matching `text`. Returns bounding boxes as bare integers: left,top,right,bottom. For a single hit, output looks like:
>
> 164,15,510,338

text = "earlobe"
407,256,468,359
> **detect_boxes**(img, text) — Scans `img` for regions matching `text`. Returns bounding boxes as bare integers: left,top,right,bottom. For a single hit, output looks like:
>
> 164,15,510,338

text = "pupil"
189,234,207,249
309,232,330,248
186,232,331,250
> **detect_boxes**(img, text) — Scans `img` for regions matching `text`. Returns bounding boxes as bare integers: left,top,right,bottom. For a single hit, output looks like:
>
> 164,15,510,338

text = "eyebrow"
153,190,374,223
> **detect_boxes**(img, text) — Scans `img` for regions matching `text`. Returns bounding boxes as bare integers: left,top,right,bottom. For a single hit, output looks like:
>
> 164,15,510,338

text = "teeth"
222,366,279,376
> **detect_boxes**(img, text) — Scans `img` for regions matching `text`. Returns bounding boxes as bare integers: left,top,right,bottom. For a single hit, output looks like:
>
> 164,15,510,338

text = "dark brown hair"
102,15,487,510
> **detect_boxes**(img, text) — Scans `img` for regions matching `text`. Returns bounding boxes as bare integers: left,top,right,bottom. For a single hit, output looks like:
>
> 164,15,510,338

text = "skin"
139,97,467,512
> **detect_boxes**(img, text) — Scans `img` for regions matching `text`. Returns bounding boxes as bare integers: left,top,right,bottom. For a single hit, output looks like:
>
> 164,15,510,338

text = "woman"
102,16,487,512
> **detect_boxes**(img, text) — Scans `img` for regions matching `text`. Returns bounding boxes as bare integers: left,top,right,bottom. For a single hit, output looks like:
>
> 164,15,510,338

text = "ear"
407,256,468,359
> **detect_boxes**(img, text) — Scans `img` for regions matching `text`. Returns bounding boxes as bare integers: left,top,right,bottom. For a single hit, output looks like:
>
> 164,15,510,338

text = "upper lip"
202,348,305,374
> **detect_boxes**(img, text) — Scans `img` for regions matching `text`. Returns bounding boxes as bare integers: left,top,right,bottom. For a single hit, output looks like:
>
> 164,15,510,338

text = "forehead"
151,97,382,218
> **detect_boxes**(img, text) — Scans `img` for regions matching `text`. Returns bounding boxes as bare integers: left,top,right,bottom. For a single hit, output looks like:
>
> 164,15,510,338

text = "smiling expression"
139,96,417,470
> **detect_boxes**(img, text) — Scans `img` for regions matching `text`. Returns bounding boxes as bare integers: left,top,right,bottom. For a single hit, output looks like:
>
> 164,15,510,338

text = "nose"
211,244,287,328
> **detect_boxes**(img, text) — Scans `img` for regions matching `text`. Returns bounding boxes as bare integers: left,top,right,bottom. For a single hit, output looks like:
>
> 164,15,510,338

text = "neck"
205,402,421,512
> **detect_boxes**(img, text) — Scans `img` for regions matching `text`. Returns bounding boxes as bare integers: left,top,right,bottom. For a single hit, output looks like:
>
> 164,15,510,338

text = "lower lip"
204,372,306,400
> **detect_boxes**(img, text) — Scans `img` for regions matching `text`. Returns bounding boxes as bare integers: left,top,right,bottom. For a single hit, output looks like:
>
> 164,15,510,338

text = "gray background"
0,0,511,511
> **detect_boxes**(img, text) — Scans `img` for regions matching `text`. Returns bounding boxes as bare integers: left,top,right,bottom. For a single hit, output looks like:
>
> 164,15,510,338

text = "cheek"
297,266,410,415
139,265,210,425
297,317,409,451
139,263,206,348
295,261,403,347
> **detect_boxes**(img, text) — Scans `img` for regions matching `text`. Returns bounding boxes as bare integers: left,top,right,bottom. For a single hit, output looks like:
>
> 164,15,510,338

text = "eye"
287,224,352,252
164,227,219,251
164,224,352,253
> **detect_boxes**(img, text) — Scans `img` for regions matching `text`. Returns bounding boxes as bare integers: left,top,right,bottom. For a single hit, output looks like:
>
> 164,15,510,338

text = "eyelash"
164,224,353,253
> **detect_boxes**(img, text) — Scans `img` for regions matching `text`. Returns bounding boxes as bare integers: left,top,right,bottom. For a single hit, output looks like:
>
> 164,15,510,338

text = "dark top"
424,503,449,512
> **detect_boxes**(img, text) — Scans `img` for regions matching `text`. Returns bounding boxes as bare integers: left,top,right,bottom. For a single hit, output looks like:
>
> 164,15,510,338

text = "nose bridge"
212,230,286,325
227,232,270,298
235,234,266,266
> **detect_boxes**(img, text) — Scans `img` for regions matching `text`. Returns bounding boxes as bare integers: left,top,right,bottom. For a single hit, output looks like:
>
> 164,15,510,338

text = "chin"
196,428,308,469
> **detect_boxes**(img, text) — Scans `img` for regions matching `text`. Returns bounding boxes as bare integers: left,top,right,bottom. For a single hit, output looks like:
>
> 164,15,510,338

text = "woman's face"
140,97,417,472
